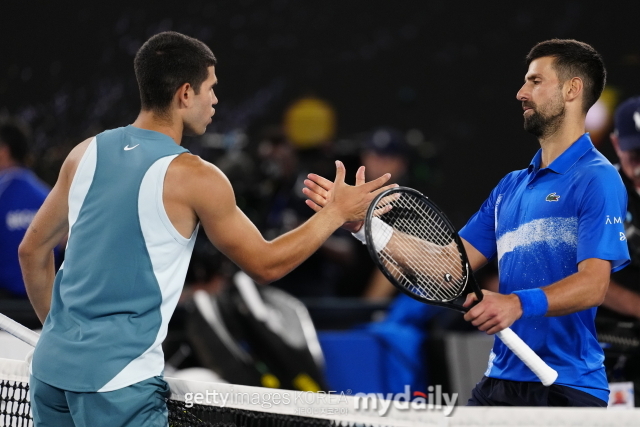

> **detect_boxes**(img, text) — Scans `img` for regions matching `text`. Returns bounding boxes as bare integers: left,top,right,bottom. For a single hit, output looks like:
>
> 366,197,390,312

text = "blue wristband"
513,288,548,319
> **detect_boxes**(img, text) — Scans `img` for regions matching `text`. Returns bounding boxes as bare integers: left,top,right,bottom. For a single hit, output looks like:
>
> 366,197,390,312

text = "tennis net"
0,356,438,427
3,357,640,427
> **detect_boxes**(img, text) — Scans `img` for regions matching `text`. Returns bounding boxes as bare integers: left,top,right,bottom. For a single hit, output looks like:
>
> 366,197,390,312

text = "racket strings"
379,214,457,301
372,192,466,302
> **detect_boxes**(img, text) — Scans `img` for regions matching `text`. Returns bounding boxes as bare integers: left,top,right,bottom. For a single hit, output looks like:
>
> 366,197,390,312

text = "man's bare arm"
602,280,640,319
19,138,91,323
464,257,611,334
177,157,393,284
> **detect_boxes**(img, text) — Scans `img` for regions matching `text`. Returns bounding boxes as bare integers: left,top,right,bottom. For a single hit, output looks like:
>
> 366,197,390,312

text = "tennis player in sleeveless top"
19,31,394,427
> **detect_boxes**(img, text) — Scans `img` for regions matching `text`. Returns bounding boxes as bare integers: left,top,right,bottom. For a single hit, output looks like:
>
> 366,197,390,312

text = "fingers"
369,183,399,199
307,173,333,192
372,205,393,217
463,292,479,309
362,172,391,192
485,324,506,335
355,166,366,186
302,187,329,208
334,160,346,184
303,179,329,200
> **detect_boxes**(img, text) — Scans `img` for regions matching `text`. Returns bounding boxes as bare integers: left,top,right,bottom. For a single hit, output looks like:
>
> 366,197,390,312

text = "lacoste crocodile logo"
546,193,560,202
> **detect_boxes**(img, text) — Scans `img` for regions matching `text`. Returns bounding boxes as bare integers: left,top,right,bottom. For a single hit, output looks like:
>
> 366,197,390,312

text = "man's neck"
537,119,586,168
131,110,184,145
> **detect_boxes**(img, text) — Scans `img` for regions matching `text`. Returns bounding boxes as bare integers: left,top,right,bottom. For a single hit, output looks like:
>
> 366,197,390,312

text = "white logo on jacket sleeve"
620,232,627,241
124,144,140,151
605,216,622,224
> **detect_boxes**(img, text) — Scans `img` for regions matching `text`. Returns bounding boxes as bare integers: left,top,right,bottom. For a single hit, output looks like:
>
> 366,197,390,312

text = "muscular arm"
543,258,611,316
18,138,91,323
464,257,611,334
171,156,392,285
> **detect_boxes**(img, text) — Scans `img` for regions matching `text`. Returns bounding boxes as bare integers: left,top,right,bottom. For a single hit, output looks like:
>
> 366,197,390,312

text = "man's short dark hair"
134,31,217,113
0,119,30,164
526,39,606,113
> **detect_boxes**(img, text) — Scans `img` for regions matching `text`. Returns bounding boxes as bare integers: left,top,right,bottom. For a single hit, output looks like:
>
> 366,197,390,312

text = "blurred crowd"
0,95,443,303
168,97,442,301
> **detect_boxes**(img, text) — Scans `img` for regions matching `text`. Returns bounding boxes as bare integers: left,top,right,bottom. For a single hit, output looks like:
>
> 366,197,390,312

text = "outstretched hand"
304,165,367,232
303,163,396,230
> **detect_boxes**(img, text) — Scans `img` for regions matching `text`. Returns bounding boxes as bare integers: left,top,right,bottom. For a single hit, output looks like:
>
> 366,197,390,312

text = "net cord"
0,315,39,348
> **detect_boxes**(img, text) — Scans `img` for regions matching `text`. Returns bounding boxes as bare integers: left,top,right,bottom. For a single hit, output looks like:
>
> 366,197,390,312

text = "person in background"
336,127,411,299
0,119,51,298
603,96,640,319
598,96,640,405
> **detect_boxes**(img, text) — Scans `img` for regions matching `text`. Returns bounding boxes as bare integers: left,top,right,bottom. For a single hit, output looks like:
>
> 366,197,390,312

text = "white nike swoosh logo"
124,144,139,151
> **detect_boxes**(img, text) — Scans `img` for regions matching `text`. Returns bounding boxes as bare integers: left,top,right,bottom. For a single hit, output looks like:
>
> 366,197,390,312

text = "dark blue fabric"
0,168,50,296
467,376,608,407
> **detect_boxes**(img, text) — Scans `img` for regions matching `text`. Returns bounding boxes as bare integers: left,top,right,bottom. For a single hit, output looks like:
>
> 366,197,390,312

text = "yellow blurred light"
284,97,336,149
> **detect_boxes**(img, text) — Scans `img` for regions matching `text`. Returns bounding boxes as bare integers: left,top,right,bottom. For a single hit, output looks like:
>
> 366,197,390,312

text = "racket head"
364,187,482,312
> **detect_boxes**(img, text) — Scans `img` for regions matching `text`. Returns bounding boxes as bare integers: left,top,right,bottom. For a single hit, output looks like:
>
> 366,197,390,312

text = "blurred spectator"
255,126,347,297
597,96,640,406
601,96,640,320
0,119,51,298
336,127,411,299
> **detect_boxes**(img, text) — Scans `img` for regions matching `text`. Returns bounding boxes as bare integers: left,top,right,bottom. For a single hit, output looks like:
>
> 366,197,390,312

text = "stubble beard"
523,95,565,139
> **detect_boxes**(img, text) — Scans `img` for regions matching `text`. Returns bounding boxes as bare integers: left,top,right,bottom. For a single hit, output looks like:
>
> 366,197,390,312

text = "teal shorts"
29,375,170,427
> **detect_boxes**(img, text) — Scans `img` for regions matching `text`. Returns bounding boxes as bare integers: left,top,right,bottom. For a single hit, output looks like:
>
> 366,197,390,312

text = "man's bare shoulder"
170,153,229,182
167,153,234,204
59,137,95,182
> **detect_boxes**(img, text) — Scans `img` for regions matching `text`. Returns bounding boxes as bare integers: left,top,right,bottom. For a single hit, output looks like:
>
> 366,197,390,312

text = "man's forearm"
602,280,640,319
19,250,56,324
249,206,345,284
542,259,610,317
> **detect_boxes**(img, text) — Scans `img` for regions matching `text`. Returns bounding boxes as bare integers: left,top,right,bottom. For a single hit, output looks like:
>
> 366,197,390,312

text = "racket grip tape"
496,327,558,386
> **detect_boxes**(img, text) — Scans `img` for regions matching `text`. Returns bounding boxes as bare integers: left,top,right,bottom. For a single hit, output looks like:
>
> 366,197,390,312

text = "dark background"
2,0,640,226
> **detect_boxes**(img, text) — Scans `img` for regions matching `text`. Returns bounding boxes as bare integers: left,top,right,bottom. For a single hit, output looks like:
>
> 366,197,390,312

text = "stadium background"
2,0,640,224
2,0,640,414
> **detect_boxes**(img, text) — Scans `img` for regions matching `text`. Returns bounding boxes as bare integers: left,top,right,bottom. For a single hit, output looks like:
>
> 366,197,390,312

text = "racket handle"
496,327,558,386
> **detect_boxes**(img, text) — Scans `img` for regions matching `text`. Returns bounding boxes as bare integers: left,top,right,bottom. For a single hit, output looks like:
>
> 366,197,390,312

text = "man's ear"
175,82,193,108
565,77,583,103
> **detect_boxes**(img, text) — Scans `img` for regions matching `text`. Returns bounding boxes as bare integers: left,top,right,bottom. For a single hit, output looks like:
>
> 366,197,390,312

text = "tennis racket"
364,186,558,386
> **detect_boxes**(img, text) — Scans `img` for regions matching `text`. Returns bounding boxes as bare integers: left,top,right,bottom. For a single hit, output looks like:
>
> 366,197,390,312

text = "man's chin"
523,121,543,138
183,126,207,137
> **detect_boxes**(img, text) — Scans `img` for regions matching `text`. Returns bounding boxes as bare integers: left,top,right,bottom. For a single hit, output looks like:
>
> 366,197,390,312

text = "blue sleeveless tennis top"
32,126,197,392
